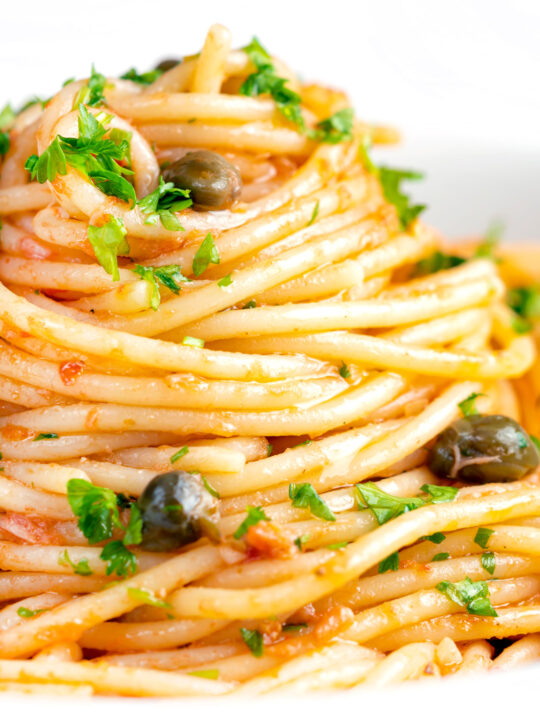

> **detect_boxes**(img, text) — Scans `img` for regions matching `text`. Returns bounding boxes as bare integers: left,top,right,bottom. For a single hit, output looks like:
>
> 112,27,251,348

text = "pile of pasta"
0,23,538,698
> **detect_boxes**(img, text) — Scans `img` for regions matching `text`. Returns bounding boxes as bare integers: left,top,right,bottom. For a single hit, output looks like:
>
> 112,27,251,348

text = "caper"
138,470,220,551
163,150,242,210
155,58,182,73
428,414,539,484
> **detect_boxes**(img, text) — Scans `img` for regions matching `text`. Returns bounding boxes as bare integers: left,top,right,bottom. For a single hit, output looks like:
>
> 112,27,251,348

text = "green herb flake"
240,627,264,657
420,484,459,504
308,108,354,144
458,392,485,417
88,216,129,282
282,623,308,632
414,251,466,277
474,527,494,549
431,552,450,562
234,506,270,540
66,477,123,544
217,274,233,288
307,200,320,226
356,482,425,525
289,483,336,522
73,65,108,108
339,363,351,379
294,533,310,551
127,586,172,610
436,577,497,617
33,433,58,441
188,669,220,680
170,446,189,464
58,549,93,576
100,540,137,577
202,476,220,499
378,551,399,574
17,606,46,619
182,336,205,348
422,532,446,544
479,552,496,576
192,232,220,277
475,220,504,260
243,300,257,309
531,435,540,453
326,541,348,550
121,68,163,86
133,263,187,309
137,176,192,230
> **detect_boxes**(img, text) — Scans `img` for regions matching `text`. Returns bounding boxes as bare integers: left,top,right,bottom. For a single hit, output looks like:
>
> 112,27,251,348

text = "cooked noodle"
0,23,538,697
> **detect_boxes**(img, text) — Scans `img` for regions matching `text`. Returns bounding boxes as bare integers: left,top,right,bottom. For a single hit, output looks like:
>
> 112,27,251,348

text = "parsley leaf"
240,627,264,657
326,541,348,550
33,433,58,441
0,104,15,130
339,363,351,379
475,220,503,260
66,477,123,544
182,335,205,348
100,540,137,577
188,669,220,680
17,607,46,619
25,137,67,183
202,476,220,499
123,504,142,546
282,623,308,632
378,551,399,573
170,446,189,464
458,392,484,417
58,549,93,576
127,587,172,610
121,68,163,86
73,65,108,108
240,37,305,131
420,484,459,504
507,285,540,334
360,141,425,230
474,527,493,549
431,552,450,562
308,108,354,144
307,200,319,226
356,482,425,525
233,506,270,540
294,533,310,551
414,251,466,277
481,552,496,575
137,176,192,230
88,217,129,281
422,532,446,544
0,132,9,158
436,577,497,617
217,274,233,287
192,232,220,277
133,264,187,309
289,483,336,522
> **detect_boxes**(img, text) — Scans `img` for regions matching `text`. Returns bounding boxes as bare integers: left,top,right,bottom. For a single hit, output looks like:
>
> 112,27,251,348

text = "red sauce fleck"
266,605,354,659
245,521,294,559
59,360,85,386
0,424,33,442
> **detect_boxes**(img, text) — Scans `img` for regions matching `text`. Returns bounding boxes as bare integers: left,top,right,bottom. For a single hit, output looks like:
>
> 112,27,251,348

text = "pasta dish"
0,23,539,697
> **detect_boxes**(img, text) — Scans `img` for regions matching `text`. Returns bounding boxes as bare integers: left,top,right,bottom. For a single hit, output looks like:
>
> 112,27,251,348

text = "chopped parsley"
414,251,466,277
458,392,484,417
127,587,172,611
436,577,497,617
234,506,270,540
339,363,351,379
360,141,425,230
308,108,354,144
282,623,308,632
240,37,305,131
26,105,135,204
202,476,220,499
421,532,446,544
326,541,348,550
431,552,450,562
67,478,124,544
289,483,336,522
88,217,129,282
182,336,205,348
73,66,108,108
17,606,46,619
188,669,220,680
0,105,13,157
33,433,58,441
137,176,192,230
378,551,399,573
100,540,137,577
307,200,319,226
243,300,257,309
58,549,93,576
133,264,187,309
507,285,540,334
121,67,163,86
531,436,540,453
294,533,310,551
192,232,220,276
217,274,233,288
474,527,494,549
420,484,459,504
170,446,189,464
356,482,425,525
475,220,503,260
481,552,496,575
240,627,264,657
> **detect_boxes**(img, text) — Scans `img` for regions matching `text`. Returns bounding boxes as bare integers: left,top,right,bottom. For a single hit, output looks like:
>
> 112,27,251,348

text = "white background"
2,0,540,238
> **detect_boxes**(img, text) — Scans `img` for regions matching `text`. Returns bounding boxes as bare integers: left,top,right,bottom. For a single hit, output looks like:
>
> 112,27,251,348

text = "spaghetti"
0,23,538,697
